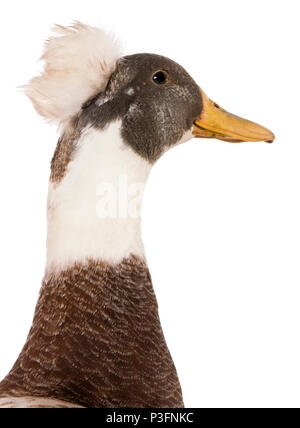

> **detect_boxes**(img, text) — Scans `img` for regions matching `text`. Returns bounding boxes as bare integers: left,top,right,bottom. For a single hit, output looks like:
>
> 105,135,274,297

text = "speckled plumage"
50,118,81,183
0,256,184,408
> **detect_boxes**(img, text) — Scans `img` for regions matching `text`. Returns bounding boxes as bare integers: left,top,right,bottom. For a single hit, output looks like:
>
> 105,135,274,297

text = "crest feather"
24,22,121,124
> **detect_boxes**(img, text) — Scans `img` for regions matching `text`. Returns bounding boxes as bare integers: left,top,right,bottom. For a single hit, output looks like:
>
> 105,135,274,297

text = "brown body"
0,256,183,408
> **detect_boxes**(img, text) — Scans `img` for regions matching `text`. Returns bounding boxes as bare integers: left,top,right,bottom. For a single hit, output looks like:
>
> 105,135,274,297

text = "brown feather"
0,256,183,408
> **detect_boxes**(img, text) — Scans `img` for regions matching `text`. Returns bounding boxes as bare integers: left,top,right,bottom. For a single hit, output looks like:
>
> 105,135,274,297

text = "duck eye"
152,70,168,85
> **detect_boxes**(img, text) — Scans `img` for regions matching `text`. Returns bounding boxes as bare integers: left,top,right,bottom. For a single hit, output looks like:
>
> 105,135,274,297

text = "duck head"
25,23,274,167
79,52,274,163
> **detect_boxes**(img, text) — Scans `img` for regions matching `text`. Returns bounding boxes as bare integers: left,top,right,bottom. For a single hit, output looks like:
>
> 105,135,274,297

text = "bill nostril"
213,101,221,110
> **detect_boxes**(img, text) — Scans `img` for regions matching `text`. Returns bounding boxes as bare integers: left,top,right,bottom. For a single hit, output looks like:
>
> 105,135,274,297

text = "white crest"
24,22,121,124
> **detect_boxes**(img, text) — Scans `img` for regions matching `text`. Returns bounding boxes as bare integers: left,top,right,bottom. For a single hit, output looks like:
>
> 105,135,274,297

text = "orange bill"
193,87,275,143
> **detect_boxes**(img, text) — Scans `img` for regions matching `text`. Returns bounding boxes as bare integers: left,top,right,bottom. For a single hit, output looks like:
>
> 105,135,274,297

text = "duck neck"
0,120,184,407
46,120,152,274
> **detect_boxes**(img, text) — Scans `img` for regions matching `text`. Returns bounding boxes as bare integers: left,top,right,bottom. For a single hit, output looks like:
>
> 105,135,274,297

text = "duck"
0,22,274,409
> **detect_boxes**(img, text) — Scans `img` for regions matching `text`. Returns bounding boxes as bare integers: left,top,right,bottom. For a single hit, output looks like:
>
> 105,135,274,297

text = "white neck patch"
46,121,152,273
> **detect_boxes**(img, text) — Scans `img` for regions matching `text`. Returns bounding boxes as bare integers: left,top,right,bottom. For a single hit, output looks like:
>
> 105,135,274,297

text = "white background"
0,0,299,408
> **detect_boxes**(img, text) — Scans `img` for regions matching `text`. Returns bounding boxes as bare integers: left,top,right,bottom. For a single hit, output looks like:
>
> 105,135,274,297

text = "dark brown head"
78,52,274,163
79,53,202,162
